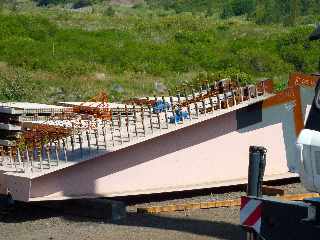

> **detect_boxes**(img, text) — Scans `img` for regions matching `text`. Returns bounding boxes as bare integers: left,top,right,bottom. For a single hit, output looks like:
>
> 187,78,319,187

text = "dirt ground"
0,206,244,240
0,181,307,240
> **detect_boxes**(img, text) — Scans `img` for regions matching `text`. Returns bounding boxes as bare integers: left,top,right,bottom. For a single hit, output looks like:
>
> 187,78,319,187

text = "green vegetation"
0,1,319,103
146,0,320,25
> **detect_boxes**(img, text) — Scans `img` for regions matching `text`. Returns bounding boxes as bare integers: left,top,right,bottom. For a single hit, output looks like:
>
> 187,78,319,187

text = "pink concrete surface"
5,175,31,202
25,106,293,201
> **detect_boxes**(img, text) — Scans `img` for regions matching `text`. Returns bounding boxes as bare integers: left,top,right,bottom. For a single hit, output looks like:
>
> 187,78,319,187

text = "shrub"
104,6,115,16
35,0,70,6
0,68,31,101
72,0,92,9
0,12,319,103
277,26,320,72
191,69,254,87
221,0,255,19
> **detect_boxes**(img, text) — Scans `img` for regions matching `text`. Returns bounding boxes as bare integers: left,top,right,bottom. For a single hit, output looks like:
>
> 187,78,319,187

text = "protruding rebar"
187,102,192,120
86,131,91,151
70,135,75,151
110,110,115,146
148,105,154,134
225,93,230,108
240,87,244,102
117,108,123,144
62,139,67,163
29,146,34,170
102,122,108,149
8,147,13,167
125,105,130,140
209,96,214,113
133,105,138,137
164,107,169,128
232,90,237,106
141,106,146,136
202,98,206,116
169,95,174,116
157,111,161,130
94,130,99,151
25,146,30,171
38,145,43,170
192,89,199,118
218,94,222,109
46,145,51,169
78,133,83,154
17,148,22,171
55,141,60,166
172,106,177,126
177,91,181,105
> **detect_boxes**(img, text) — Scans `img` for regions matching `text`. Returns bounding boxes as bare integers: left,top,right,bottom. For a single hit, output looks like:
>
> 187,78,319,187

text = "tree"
36,0,69,6
0,1,4,12
72,0,92,9
221,0,256,19
300,0,319,15
231,0,255,16
9,0,18,11
221,0,234,19
287,0,300,26
206,0,214,17
104,6,115,16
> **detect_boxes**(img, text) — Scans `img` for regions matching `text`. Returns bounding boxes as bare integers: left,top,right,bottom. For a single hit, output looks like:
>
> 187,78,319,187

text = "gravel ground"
130,180,308,210
0,180,310,240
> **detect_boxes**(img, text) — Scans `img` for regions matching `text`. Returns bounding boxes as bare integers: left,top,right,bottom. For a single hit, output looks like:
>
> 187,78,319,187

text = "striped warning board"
240,196,262,234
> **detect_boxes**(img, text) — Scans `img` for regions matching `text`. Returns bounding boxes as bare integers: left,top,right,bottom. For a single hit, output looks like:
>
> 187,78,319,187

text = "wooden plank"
136,193,320,214
280,193,320,201
137,199,241,214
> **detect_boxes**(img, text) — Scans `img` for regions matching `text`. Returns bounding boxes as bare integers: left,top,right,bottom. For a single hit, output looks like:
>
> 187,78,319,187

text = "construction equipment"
169,108,189,124
152,100,171,114
240,27,320,240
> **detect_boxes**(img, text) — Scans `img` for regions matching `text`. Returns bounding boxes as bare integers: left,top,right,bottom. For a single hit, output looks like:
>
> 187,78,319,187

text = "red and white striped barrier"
240,196,262,234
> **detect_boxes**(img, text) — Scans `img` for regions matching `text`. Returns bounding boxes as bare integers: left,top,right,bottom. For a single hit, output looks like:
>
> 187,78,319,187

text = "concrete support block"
45,198,126,221
0,194,14,209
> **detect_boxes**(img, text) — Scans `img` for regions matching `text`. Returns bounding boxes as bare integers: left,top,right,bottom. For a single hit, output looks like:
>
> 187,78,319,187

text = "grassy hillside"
0,1,319,103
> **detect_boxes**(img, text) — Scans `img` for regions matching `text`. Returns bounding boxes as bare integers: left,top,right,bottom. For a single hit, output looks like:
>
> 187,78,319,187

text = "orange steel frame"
262,73,319,136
